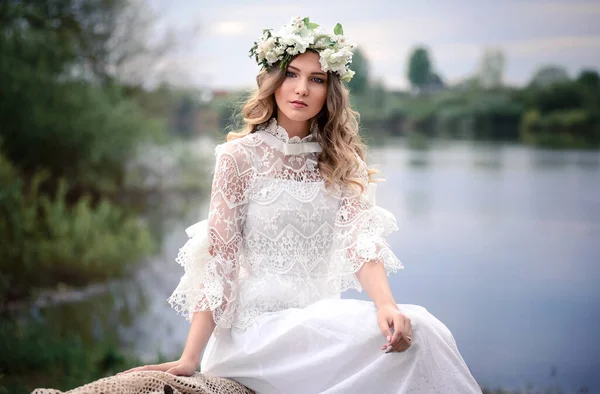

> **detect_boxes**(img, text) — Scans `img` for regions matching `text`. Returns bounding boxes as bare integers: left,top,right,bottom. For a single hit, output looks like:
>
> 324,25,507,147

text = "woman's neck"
275,114,311,140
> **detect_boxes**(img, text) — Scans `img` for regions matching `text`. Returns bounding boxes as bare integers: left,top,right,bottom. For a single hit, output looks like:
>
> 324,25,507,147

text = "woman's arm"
118,310,215,376
179,310,217,365
121,142,252,376
355,259,397,310
356,260,413,353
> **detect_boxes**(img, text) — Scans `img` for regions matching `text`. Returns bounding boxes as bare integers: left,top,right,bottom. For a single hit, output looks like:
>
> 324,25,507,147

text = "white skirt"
200,299,482,394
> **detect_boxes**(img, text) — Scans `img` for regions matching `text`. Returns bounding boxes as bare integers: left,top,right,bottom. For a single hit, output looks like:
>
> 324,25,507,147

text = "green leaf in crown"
333,23,344,35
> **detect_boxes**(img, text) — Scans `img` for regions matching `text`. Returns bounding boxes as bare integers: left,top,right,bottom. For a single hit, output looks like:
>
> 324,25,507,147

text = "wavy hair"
226,57,380,195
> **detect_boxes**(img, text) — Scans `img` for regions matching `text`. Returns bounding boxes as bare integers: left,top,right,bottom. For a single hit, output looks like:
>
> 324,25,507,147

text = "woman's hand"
377,304,413,353
117,358,198,377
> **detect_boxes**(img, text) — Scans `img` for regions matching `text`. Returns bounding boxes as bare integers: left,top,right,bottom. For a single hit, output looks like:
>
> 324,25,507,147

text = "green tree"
577,69,600,89
529,65,570,87
427,72,445,90
347,47,370,95
0,0,163,195
407,46,432,90
576,69,600,114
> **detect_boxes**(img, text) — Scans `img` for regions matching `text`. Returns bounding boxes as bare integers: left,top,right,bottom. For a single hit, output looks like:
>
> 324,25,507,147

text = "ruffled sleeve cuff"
167,220,237,328
328,183,404,293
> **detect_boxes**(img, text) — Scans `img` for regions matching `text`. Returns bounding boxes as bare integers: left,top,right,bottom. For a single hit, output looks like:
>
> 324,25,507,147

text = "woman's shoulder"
215,133,260,161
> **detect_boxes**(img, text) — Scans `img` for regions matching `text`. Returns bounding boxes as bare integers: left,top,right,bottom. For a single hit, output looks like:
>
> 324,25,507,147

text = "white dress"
168,118,482,394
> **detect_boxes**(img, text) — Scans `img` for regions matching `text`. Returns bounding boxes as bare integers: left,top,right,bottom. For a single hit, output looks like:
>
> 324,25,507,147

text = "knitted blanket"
31,371,255,394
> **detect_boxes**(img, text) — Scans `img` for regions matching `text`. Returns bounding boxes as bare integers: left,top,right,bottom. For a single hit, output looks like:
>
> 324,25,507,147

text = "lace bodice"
168,118,403,330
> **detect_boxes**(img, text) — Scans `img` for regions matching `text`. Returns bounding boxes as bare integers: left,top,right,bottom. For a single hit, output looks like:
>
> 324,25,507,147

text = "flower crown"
249,16,356,82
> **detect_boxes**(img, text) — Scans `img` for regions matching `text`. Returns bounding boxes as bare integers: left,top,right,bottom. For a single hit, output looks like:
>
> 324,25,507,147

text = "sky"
146,0,600,91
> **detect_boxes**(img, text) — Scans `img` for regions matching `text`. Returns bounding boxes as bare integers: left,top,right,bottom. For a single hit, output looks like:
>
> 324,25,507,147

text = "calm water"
34,137,600,392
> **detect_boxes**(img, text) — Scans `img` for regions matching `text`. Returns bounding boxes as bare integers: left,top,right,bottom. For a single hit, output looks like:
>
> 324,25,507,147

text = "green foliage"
515,82,587,114
302,17,320,30
174,95,197,137
520,109,600,148
347,48,370,95
0,57,163,193
529,65,570,88
407,46,432,90
514,67,600,148
1,0,165,193
0,151,154,302
354,89,522,140
333,22,343,35
0,2,190,390
577,69,600,88
0,319,141,394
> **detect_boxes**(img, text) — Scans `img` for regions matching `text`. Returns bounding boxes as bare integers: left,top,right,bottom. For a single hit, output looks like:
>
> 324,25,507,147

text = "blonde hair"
226,59,380,195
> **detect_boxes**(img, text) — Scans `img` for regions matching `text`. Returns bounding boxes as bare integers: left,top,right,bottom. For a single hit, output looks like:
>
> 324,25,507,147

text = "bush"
0,150,154,302
520,109,600,148
0,319,142,394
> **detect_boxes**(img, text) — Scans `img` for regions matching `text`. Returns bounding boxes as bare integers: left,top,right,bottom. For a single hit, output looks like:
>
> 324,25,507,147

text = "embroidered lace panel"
168,119,403,330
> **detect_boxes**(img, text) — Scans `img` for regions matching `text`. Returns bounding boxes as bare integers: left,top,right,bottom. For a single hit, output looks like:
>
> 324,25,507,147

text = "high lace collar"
260,118,317,144
256,118,322,155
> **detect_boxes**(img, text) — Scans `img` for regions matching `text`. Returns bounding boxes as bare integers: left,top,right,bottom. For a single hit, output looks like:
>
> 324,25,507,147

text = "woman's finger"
392,339,410,353
118,362,175,375
156,362,177,372
403,317,412,344
389,315,406,347
117,366,141,375
166,366,179,375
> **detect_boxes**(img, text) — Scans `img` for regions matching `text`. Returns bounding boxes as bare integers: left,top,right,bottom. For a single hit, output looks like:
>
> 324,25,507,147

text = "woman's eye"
286,71,295,77
312,77,325,84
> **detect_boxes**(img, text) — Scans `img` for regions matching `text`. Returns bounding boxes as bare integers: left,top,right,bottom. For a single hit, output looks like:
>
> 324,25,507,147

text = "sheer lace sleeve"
328,160,404,293
168,141,253,328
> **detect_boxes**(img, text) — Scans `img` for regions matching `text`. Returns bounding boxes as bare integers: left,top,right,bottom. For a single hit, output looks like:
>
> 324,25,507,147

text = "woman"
36,16,482,394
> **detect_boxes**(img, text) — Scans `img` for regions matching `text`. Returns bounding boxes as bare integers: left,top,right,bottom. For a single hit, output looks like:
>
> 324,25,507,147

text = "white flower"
256,36,276,62
319,47,352,75
261,37,276,52
340,69,355,83
281,34,313,55
265,47,283,64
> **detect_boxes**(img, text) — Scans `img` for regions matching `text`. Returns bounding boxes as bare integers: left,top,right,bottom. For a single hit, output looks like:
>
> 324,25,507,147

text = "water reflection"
369,136,599,392
470,141,505,171
23,276,149,349
406,131,432,168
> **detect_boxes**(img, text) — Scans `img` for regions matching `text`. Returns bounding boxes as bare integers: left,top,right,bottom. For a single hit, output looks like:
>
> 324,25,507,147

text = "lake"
32,136,600,392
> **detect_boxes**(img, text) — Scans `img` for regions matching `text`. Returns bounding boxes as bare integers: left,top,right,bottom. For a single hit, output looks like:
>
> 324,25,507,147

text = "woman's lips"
290,101,307,108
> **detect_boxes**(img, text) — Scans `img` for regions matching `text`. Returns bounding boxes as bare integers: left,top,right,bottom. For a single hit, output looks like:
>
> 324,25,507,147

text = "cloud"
209,21,248,37
431,35,600,64
517,1,600,17
505,36,600,56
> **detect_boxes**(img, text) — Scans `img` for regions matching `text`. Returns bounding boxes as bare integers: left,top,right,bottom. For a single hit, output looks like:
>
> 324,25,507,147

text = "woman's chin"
279,110,316,123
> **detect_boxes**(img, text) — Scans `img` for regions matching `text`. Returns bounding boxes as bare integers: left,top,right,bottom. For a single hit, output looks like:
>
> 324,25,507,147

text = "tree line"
346,46,600,148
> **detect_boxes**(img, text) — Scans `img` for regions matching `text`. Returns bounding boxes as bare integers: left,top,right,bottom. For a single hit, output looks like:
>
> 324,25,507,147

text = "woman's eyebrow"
288,65,327,77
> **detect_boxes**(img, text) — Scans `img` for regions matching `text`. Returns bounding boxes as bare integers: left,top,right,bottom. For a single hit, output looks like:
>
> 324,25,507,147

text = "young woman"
36,17,482,394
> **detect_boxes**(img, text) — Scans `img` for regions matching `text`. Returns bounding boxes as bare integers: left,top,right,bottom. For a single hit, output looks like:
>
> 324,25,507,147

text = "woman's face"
274,51,328,123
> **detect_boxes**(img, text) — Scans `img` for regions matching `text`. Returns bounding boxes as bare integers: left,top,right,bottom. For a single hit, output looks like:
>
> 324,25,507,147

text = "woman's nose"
295,78,308,96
